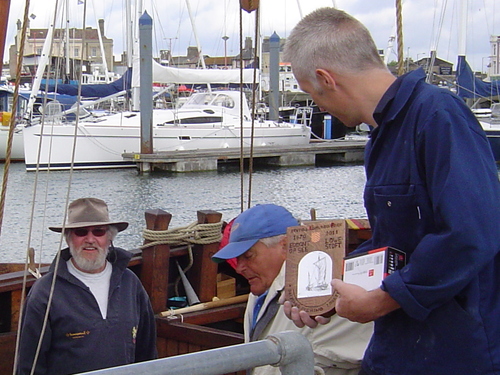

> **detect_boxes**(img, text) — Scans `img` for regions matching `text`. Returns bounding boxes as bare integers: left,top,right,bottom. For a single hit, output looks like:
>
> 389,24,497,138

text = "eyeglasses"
72,228,108,237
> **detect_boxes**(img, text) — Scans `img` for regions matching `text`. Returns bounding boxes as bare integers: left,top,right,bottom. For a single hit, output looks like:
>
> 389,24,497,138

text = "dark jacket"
17,247,157,375
357,69,500,374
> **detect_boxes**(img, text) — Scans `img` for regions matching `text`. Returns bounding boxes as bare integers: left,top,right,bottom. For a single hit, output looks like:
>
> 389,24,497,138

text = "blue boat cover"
42,68,132,98
456,56,500,99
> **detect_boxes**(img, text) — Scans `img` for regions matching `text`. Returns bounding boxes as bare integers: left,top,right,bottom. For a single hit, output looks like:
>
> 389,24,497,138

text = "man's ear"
315,68,337,90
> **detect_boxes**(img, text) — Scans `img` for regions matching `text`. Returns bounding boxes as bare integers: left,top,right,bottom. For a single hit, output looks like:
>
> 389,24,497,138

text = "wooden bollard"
188,210,223,303
142,209,172,314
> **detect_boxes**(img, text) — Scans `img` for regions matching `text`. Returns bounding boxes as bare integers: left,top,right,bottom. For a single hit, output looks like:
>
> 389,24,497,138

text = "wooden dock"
122,139,367,173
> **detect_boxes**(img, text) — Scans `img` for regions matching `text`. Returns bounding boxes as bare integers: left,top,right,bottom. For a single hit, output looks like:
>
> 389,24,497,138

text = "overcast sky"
5,0,498,72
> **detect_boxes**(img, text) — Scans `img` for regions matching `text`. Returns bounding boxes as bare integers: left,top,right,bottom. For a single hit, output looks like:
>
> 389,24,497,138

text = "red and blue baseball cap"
212,204,299,263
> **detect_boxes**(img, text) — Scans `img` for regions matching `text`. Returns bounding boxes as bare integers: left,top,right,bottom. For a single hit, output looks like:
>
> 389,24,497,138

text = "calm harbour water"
1,162,368,263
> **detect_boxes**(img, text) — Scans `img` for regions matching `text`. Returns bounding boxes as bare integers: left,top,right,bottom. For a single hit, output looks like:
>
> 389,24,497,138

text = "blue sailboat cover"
41,68,132,98
456,55,500,99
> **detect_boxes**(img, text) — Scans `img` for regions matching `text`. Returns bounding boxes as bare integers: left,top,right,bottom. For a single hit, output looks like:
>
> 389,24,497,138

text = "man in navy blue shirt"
282,7,500,375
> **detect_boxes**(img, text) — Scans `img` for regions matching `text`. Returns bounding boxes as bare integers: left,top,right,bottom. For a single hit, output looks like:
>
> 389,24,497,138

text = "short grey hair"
259,234,286,248
108,226,119,241
283,7,387,83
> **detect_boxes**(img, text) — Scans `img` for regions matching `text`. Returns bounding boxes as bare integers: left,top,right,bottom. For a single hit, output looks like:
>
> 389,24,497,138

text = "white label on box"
343,251,386,291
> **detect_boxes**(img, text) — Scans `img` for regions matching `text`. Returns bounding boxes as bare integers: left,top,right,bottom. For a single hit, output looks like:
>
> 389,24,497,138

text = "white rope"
141,220,223,298
141,221,223,249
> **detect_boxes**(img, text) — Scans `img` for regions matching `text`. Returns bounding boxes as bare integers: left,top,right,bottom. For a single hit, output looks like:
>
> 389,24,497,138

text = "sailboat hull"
479,120,500,162
23,112,311,171
0,126,24,161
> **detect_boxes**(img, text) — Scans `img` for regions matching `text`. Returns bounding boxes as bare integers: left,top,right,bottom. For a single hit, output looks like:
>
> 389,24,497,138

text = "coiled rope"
141,221,223,298
141,221,223,249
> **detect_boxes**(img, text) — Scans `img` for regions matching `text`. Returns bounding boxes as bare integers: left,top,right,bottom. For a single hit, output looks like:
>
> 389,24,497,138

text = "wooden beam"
0,332,16,375
0,268,47,294
189,210,222,302
142,209,172,313
156,320,243,349
10,289,21,332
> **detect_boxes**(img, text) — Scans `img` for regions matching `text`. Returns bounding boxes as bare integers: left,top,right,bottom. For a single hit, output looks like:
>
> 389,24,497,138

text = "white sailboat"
22,4,311,171
23,88,311,170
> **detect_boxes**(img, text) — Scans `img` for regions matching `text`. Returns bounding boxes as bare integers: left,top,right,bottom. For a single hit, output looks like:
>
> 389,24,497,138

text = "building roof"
27,28,110,41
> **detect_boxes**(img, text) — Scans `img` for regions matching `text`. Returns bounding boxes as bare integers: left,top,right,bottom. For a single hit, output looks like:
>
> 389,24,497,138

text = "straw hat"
49,197,129,233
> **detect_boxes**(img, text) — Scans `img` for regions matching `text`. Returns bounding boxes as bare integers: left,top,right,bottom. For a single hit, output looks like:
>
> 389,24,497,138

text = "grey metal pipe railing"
78,331,314,375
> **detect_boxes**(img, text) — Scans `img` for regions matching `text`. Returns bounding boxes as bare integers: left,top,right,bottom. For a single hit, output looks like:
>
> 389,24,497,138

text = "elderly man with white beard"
17,197,157,375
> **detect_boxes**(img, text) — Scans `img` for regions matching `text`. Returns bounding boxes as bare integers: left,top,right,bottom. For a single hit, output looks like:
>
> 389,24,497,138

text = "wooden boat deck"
0,208,371,375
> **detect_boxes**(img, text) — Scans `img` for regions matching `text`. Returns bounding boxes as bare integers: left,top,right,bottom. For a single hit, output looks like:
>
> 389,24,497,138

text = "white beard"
69,244,109,272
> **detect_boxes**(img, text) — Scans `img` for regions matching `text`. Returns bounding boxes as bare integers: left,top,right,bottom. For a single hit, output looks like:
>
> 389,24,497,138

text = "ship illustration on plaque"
298,251,332,298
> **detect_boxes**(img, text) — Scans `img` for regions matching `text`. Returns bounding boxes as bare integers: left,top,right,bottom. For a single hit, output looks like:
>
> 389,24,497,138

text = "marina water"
2,162,366,263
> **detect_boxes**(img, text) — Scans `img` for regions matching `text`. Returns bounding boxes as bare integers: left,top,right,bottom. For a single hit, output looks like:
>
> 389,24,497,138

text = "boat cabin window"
279,65,292,72
183,92,235,109
212,94,235,109
184,93,214,106
161,116,223,125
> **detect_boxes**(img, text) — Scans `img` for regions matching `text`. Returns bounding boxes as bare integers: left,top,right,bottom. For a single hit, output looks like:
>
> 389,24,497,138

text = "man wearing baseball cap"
212,204,372,375
17,198,157,375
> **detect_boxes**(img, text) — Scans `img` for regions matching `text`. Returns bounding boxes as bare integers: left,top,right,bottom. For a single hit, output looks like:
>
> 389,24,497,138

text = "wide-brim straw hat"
49,197,129,233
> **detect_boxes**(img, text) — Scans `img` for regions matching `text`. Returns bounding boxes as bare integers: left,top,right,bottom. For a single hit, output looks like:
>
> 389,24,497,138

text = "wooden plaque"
284,220,346,317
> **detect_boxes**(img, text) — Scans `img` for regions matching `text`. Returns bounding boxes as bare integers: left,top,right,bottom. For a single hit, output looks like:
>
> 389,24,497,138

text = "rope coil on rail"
140,221,223,249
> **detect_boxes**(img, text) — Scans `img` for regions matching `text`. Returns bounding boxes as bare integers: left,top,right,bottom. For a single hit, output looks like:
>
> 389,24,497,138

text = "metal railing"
78,331,314,375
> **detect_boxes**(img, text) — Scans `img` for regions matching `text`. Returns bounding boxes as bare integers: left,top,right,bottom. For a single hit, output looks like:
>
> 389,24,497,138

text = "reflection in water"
1,162,367,263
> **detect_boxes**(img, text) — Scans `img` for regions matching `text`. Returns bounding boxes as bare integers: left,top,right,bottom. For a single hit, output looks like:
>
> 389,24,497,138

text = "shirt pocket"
373,185,423,251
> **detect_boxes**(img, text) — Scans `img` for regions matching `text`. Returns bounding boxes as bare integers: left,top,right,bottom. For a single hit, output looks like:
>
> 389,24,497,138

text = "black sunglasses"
72,228,108,237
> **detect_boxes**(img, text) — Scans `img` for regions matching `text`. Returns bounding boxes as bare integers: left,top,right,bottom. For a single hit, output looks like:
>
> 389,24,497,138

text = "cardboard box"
343,247,406,290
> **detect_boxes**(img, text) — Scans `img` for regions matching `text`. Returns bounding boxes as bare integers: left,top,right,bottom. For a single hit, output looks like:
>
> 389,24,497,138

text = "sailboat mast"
384,35,395,66
295,0,303,18
65,0,70,81
184,0,207,70
131,0,143,111
458,0,467,57
125,0,133,68
94,16,111,82
185,0,211,93
26,2,61,119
